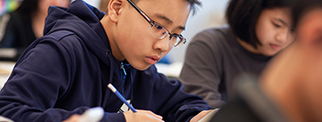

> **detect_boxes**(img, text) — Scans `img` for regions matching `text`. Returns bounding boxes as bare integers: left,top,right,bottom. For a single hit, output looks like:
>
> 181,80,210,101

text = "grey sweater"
179,27,271,108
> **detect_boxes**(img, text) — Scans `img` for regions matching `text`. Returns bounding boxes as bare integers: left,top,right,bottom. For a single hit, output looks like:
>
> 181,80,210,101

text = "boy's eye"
172,34,179,38
155,23,164,30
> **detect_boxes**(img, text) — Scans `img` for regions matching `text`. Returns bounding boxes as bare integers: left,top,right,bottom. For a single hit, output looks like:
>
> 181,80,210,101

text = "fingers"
62,114,81,122
190,109,218,122
124,109,164,122
136,110,163,120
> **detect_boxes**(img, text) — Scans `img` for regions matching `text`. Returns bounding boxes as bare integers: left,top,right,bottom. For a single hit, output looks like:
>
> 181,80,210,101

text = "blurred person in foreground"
210,0,322,121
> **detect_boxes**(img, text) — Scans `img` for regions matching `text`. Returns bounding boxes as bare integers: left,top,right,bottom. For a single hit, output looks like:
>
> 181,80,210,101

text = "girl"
179,0,295,108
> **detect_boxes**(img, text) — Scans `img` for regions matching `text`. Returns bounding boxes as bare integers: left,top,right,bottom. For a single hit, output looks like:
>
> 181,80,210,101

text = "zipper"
120,61,127,94
121,61,127,76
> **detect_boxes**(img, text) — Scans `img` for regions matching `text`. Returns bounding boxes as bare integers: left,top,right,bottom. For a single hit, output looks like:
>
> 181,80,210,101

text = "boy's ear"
297,9,322,47
107,0,123,23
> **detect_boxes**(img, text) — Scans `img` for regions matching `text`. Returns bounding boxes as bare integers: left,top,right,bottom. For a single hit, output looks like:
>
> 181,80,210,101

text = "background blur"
0,0,20,16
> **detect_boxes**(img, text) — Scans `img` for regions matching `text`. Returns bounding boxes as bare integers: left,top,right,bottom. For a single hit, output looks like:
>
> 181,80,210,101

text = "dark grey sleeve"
179,29,226,108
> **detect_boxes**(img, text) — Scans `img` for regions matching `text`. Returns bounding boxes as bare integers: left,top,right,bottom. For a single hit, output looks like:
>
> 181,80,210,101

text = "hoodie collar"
44,0,112,64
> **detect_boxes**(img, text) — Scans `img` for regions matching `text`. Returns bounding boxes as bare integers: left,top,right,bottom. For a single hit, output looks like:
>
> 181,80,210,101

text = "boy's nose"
153,38,170,52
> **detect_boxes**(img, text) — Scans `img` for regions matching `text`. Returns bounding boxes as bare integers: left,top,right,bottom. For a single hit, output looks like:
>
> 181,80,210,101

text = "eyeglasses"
127,0,186,47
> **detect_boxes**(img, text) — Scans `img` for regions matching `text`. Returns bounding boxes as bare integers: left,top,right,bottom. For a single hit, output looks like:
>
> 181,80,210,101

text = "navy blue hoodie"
0,0,211,122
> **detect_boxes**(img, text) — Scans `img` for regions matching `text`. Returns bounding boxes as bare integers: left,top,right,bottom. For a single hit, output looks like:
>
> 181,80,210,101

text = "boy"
0,0,212,121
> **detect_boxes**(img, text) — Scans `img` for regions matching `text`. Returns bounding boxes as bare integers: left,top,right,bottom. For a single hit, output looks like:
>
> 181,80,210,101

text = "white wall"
171,0,229,62
83,0,100,7
83,0,230,63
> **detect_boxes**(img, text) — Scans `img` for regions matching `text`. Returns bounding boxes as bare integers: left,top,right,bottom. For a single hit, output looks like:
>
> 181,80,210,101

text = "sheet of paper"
198,108,220,122
0,116,13,122
0,61,15,89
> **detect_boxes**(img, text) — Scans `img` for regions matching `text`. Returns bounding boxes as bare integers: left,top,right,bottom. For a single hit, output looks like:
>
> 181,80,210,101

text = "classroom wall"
172,0,229,62
83,0,100,8
83,0,230,63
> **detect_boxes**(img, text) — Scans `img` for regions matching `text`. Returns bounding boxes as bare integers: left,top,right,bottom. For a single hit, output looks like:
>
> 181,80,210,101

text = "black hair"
15,0,39,16
186,0,202,15
131,0,201,15
226,0,294,48
292,0,322,30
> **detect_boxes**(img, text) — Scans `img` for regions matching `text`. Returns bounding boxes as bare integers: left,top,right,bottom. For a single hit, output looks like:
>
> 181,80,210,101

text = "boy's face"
110,0,191,70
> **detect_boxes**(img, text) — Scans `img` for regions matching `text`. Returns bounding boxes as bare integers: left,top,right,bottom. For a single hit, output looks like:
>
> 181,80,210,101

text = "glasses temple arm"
127,0,154,25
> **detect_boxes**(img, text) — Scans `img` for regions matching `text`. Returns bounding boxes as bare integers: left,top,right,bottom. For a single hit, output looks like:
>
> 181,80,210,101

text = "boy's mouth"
146,56,160,65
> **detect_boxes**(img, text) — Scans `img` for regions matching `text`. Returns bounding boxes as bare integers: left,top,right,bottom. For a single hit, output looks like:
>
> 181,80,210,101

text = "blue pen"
107,83,137,112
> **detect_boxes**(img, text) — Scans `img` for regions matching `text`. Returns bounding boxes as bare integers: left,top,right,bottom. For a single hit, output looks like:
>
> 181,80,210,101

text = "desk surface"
155,62,183,78
0,61,15,89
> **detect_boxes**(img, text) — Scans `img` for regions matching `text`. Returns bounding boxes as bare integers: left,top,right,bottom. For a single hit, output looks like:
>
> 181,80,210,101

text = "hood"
43,0,110,63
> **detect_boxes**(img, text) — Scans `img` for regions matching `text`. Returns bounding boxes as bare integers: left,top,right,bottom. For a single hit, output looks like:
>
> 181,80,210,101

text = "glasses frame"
126,0,186,47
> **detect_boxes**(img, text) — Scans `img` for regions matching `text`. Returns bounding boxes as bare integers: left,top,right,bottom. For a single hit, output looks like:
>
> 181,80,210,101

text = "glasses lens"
149,22,186,48
170,35,186,47
149,23,168,39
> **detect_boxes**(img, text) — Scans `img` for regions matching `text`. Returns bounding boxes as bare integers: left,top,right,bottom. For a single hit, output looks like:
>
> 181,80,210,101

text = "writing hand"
124,109,164,122
190,110,214,122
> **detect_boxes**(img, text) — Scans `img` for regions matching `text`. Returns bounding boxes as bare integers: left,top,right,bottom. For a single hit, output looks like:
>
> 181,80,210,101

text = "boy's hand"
190,110,214,122
63,114,81,122
63,110,164,122
124,109,164,122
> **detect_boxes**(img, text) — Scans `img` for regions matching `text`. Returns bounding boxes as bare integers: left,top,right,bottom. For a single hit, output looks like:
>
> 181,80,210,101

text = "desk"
155,62,183,78
0,62,15,89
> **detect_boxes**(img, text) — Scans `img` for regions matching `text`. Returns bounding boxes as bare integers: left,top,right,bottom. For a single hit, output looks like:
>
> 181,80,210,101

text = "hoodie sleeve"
0,36,86,121
0,36,126,122
163,80,211,122
133,66,212,122
160,78,213,122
